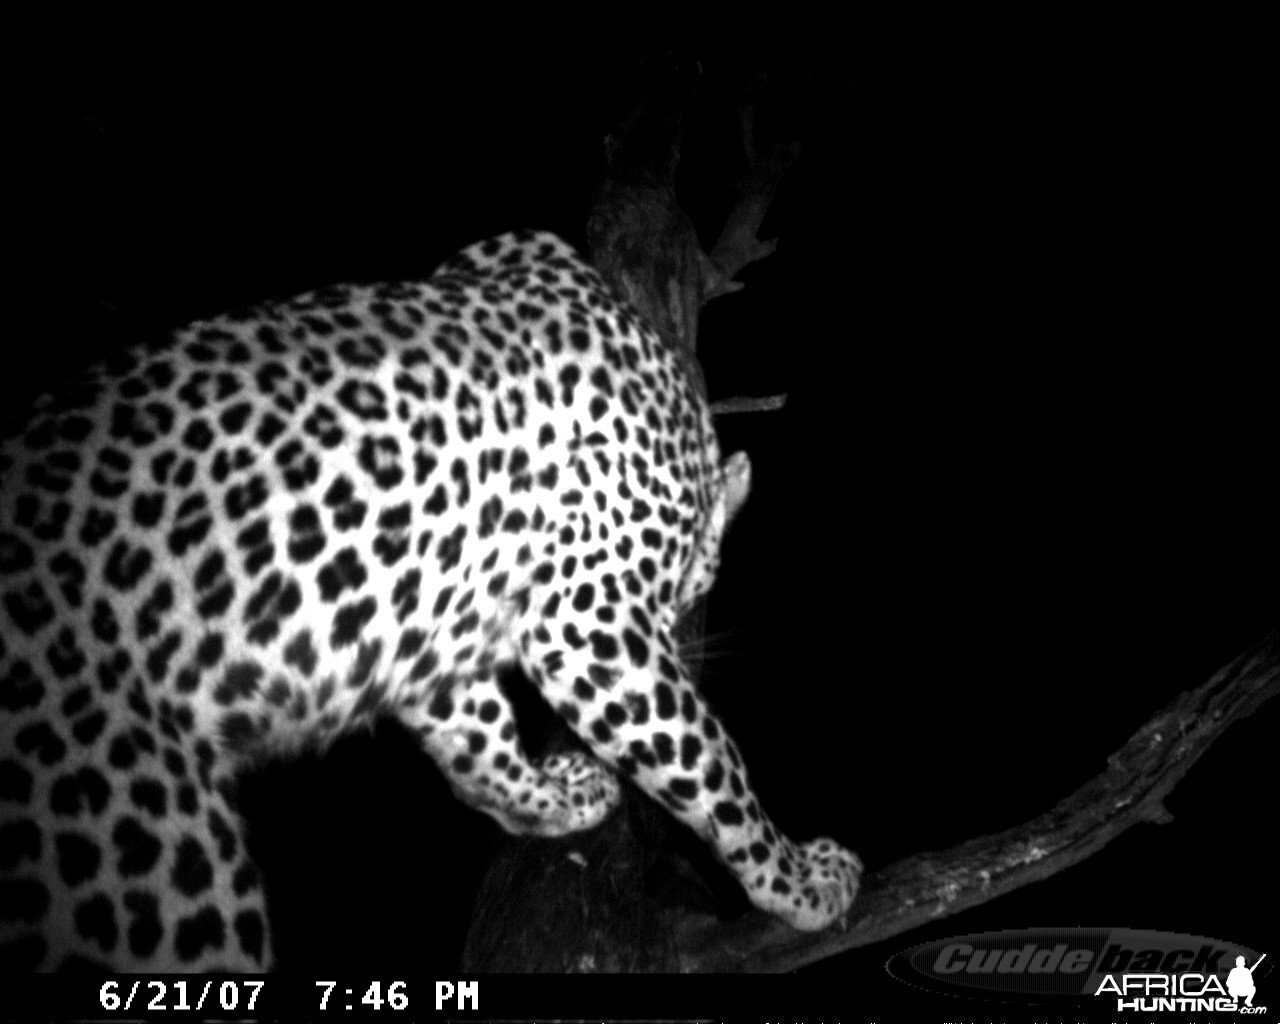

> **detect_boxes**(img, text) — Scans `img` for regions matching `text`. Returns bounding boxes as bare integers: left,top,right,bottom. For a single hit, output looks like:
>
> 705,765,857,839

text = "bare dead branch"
673,628,1280,972
710,393,788,415
705,131,800,298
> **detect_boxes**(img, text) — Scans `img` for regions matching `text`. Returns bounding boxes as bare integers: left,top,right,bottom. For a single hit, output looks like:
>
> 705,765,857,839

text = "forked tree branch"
705,109,800,299
673,628,1280,972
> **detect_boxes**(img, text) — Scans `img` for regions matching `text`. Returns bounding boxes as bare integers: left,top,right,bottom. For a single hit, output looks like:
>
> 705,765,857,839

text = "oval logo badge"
887,928,1269,1011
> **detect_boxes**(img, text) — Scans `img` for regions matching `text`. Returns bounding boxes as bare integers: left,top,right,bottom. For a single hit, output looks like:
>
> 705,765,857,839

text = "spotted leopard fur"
0,231,860,970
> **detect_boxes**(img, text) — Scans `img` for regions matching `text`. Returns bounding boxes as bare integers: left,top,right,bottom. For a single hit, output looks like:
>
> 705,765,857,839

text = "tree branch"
674,628,1280,971
710,393,788,415
705,108,800,298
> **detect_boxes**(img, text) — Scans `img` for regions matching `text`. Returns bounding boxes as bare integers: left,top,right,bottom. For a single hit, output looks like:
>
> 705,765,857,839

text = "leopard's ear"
722,450,751,523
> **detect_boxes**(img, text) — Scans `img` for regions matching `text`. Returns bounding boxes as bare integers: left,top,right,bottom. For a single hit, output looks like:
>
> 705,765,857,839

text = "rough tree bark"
460,59,1280,973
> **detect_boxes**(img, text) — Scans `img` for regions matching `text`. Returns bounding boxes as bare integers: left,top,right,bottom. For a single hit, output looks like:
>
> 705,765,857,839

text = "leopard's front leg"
521,613,861,931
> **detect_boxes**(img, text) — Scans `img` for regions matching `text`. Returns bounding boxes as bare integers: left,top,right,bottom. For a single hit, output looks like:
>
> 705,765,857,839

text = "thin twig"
710,393,788,415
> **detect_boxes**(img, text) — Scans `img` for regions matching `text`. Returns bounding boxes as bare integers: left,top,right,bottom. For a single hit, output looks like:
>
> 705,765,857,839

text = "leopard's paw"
533,751,621,834
767,837,862,931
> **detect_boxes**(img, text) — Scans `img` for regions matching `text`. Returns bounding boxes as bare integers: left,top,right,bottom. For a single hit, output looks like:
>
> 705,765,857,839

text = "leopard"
0,230,861,971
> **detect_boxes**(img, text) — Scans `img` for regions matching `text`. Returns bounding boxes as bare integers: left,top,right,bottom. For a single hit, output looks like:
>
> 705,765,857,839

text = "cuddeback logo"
886,928,1270,1012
